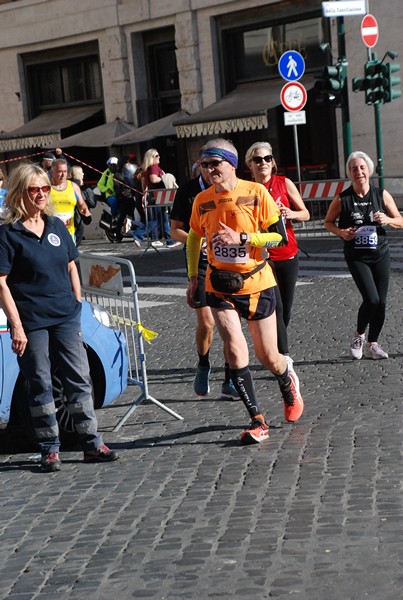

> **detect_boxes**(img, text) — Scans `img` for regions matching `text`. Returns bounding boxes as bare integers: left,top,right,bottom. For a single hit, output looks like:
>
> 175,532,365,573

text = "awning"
113,110,189,145
46,118,137,148
0,104,103,152
173,77,314,138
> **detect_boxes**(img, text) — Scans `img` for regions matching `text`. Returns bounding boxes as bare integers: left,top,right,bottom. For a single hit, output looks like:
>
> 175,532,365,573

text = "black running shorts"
206,286,276,321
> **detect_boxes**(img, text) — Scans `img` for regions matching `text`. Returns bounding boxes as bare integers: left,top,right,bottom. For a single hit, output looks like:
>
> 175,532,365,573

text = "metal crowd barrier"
78,253,184,430
293,180,350,239
141,188,178,254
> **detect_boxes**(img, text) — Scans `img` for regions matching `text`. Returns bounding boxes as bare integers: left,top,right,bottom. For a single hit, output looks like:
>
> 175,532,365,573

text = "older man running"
186,138,304,444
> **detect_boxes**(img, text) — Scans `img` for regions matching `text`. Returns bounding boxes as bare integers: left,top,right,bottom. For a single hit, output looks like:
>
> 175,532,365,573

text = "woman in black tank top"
324,151,403,360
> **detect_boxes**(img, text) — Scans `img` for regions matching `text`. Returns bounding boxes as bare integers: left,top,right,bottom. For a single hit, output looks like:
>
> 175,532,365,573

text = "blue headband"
201,147,238,169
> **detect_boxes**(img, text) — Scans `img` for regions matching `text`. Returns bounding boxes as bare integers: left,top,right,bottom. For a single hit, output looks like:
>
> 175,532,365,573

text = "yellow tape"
137,322,158,343
114,315,136,327
111,315,159,343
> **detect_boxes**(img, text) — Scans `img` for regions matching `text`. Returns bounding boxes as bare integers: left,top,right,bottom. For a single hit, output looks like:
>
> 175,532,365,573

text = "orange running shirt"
189,179,280,294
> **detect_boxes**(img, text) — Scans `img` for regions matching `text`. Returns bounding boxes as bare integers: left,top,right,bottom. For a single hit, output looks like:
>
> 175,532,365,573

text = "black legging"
345,248,390,342
269,255,300,355
115,195,135,234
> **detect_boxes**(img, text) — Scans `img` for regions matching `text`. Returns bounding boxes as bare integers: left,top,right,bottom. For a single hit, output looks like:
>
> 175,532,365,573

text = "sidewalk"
1,246,403,600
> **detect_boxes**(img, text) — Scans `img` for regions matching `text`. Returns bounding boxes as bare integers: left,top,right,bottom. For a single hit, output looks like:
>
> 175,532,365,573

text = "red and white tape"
0,150,46,165
0,150,144,198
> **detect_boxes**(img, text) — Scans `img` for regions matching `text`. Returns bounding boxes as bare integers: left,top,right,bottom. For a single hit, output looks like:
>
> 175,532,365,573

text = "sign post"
359,14,384,190
321,6,354,165
278,52,307,186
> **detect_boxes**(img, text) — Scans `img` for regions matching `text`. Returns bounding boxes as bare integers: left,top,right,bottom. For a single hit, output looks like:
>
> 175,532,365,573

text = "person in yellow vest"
49,159,91,242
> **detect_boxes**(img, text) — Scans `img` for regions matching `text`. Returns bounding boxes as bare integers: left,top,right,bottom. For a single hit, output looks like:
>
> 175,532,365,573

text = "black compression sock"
198,352,210,368
224,363,231,383
276,367,291,392
230,366,261,419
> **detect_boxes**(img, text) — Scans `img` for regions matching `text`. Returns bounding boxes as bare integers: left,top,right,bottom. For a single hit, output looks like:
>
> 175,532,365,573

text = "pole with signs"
278,51,306,185
337,17,353,163
321,1,360,168
360,12,384,189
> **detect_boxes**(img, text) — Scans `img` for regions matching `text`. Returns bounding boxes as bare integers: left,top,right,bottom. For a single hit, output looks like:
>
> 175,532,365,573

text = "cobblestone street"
1,242,403,600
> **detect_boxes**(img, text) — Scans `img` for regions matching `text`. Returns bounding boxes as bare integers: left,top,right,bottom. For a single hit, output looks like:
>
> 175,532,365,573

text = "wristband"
239,232,248,246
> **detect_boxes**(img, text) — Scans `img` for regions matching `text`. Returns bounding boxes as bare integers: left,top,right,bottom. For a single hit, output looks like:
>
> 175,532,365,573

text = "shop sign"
175,115,268,138
0,133,60,153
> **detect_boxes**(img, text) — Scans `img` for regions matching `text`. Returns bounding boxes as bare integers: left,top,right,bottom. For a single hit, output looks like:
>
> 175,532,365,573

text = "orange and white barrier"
300,180,350,200
151,189,177,206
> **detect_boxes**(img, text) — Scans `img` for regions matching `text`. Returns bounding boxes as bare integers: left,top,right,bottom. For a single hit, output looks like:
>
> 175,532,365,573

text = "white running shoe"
350,334,365,359
283,371,304,423
123,218,132,234
364,342,388,360
285,354,295,373
151,240,164,247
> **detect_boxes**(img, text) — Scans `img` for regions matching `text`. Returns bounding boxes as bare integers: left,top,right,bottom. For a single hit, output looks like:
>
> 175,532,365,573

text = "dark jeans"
18,311,102,455
115,196,135,234
131,219,158,242
147,206,171,240
106,195,118,217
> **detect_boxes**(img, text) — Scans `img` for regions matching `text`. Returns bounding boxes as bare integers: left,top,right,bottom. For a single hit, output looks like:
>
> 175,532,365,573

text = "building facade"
0,0,402,185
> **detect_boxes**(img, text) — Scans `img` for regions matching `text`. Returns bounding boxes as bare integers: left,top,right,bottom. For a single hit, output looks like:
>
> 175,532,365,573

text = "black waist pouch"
209,261,266,294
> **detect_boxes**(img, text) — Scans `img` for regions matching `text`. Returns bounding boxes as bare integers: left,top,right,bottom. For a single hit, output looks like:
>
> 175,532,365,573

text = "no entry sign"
361,14,379,48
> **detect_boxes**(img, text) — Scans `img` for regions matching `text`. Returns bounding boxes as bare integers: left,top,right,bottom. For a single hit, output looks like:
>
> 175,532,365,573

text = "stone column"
175,11,203,115
99,26,133,123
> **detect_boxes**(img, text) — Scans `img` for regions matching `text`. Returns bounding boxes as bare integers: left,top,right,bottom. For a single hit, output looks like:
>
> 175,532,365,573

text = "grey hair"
203,138,238,159
346,151,374,176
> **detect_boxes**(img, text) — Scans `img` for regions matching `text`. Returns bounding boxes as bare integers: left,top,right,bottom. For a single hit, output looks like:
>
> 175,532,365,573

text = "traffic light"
352,55,401,105
314,62,346,106
384,62,401,102
364,59,385,105
352,75,369,93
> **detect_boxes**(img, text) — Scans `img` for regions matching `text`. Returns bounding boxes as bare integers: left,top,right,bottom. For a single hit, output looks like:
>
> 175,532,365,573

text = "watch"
239,232,248,246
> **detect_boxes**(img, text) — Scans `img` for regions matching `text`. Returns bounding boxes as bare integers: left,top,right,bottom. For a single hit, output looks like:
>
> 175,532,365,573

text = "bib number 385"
354,225,377,250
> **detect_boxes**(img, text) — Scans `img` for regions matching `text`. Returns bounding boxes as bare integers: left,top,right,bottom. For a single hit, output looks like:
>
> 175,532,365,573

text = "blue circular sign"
278,51,305,82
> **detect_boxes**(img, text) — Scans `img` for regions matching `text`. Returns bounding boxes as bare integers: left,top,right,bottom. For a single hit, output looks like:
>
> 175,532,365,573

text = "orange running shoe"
282,371,304,423
240,418,269,445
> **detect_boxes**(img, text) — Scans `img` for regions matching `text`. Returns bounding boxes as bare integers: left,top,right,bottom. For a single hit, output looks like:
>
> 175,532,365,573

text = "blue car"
0,301,128,446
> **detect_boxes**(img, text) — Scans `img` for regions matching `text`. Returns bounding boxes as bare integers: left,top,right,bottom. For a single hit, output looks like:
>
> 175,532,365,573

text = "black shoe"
41,452,61,472
83,444,119,463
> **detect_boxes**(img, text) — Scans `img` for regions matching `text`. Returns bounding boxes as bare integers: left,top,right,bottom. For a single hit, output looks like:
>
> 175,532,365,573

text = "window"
216,7,337,178
137,28,180,124
224,17,325,87
28,56,102,111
